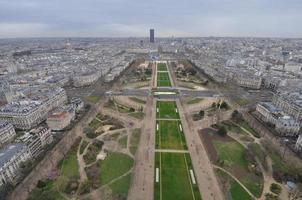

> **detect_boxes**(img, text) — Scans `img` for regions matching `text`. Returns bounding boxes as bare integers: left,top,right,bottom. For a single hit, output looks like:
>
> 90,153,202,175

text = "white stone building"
272,90,302,121
0,143,32,186
256,102,301,136
72,72,101,87
0,121,16,148
295,134,302,151
0,87,67,130
16,126,53,158
47,106,75,131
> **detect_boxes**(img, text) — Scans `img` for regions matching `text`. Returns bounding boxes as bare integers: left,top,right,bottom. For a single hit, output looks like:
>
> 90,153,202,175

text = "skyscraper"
150,29,154,43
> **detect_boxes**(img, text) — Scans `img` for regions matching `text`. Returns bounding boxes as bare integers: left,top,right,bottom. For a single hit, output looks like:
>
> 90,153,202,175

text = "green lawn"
154,152,202,200
58,148,79,179
86,95,100,104
88,118,102,130
27,180,67,200
215,168,253,200
129,97,146,104
109,173,132,198
213,140,263,197
128,112,145,119
230,179,253,200
187,98,203,105
156,120,187,150
157,72,171,87
156,101,180,119
129,128,141,155
157,63,168,71
213,140,248,168
99,152,133,186
118,136,128,148
235,97,250,106
238,121,261,138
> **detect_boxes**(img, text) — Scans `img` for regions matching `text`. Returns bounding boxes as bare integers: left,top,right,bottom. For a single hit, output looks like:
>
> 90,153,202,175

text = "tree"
199,110,205,118
186,67,197,75
270,183,282,195
220,101,229,109
231,110,243,123
217,126,227,136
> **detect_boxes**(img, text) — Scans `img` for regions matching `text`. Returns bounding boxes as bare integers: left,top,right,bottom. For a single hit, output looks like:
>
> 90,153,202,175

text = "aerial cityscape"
0,1,302,200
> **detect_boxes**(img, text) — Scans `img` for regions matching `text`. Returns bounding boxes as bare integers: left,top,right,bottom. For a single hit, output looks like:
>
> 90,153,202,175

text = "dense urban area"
0,34,302,200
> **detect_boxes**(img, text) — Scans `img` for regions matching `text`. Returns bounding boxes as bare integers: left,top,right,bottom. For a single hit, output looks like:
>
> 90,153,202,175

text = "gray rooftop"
0,143,26,169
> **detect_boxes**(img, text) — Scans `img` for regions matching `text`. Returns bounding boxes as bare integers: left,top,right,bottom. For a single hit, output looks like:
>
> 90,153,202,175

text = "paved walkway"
155,149,189,153
156,118,180,121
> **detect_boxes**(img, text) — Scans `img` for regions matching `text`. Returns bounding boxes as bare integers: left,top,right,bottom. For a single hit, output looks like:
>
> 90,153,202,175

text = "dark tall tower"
150,29,155,43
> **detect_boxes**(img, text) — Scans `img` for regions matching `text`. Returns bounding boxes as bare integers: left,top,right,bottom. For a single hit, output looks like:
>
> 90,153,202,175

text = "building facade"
0,143,32,186
16,126,53,158
0,121,16,148
47,106,75,131
295,134,302,151
256,102,301,136
0,87,67,130
272,91,302,121
150,29,155,43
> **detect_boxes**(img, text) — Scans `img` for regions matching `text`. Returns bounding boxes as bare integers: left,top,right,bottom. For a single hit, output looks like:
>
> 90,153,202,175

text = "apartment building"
16,126,53,158
0,121,16,148
72,72,101,87
0,87,67,130
0,143,32,186
272,90,302,121
47,106,75,131
256,102,301,136
295,134,302,151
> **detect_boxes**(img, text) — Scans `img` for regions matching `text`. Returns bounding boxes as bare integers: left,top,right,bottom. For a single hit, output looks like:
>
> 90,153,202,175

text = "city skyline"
0,0,302,38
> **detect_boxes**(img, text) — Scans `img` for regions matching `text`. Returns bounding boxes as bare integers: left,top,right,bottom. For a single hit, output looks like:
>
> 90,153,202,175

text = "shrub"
270,183,282,195
220,101,229,109
265,193,279,200
217,126,227,136
199,110,205,117
231,110,243,123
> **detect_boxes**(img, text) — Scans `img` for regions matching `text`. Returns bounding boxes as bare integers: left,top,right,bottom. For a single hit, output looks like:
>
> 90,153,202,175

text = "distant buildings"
0,121,16,148
0,87,67,130
47,105,75,131
272,90,302,121
256,102,301,136
16,126,53,158
234,74,262,89
72,72,101,87
0,143,32,186
150,29,155,43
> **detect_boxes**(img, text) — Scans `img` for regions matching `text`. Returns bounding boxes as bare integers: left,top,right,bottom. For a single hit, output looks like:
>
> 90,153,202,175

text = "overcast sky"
0,0,301,38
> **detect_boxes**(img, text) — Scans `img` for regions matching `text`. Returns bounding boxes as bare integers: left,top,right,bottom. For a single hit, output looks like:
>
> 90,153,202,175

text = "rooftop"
0,143,26,169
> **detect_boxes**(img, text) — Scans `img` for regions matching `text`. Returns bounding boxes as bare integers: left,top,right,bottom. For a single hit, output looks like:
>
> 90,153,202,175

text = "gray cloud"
0,0,301,38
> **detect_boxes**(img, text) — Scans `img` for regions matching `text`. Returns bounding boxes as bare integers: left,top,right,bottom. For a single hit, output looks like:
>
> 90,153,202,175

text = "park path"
155,149,189,153
213,165,257,199
156,118,180,121
127,63,157,200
